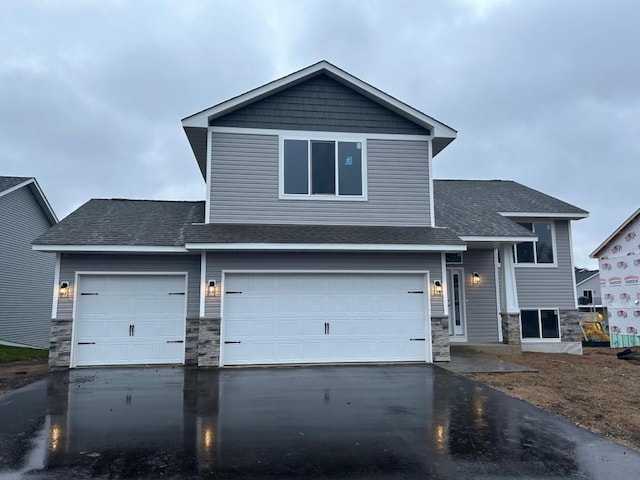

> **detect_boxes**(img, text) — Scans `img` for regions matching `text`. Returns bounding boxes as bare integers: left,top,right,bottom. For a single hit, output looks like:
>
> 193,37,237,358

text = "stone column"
198,317,221,367
49,318,73,368
500,313,522,345
431,315,450,361
185,317,200,365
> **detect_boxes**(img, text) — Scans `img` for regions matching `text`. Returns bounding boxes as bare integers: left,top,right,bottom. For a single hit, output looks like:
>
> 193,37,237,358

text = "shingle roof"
33,199,205,246
0,176,31,193
575,268,598,285
185,223,464,246
434,180,588,237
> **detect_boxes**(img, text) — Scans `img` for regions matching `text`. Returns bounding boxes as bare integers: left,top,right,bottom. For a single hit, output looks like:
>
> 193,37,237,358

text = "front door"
447,268,466,338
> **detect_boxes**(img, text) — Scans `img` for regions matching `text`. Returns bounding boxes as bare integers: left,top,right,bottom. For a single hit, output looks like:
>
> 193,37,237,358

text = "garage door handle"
78,342,96,345
224,341,242,344
168,292,185,295
408,291,424,294
129,324,135,337
410,338,426,341
166,340,184,344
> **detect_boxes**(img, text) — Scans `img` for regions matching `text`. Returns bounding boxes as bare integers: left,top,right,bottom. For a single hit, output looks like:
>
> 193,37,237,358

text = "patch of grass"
0,345,48,363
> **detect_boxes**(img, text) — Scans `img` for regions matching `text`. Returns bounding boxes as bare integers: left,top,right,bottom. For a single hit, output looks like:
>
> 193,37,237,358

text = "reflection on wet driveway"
0,365,639,479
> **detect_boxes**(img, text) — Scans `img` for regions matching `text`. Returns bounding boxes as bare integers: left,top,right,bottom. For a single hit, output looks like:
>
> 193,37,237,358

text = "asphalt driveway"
0,365,638,479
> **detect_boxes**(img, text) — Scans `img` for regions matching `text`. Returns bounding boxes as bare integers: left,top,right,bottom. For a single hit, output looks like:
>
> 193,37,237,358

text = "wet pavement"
0,365,638,479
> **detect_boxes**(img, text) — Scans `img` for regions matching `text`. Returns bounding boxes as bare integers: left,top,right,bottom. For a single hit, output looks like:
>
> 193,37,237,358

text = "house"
32,61,588,368
1,176,58,348
575,268,601,307
590,208,640,347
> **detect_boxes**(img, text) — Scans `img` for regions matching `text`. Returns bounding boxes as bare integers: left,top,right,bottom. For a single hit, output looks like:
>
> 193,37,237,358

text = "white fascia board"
0,178,58,224
181,61,457,139
460,236,538,243
499,212,589,220
185,243,467,252
32,245,188,253
211,126,430,141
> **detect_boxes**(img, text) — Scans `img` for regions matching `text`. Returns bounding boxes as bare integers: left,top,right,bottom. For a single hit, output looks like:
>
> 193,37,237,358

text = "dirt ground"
468,347,640,452
1,348,640,452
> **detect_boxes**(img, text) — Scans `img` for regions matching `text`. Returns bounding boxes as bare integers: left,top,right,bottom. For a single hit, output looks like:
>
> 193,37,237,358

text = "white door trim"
219,270,432,366
70,271,189,368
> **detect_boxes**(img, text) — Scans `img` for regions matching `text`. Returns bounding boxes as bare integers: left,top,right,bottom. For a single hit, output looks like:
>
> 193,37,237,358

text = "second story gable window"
281,137,366,200
514,221,555,265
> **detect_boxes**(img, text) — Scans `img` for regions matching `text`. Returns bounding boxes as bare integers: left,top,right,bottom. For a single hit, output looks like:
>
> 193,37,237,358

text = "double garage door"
72,272,430,367
221,273,430,366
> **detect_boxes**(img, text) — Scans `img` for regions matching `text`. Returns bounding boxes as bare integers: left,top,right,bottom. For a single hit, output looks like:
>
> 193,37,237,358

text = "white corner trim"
499,212,589,220
32,245,189,253
568,222,579,308
185,243,467,252
51,252,61,319
181,61,457,139
428,140,435,227
199,251,207,318
205,128,212,223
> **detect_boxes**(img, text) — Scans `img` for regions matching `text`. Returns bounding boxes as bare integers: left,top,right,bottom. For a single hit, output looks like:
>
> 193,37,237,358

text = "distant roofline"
590,208,640,258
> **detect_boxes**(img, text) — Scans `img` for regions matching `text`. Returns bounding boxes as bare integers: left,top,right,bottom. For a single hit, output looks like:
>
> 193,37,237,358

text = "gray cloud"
1,0,638,267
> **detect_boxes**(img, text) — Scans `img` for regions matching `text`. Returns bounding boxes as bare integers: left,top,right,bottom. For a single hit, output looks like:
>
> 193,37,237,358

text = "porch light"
207,280,217,296
433,280,443,295
59,281,69,297
472,272,480,285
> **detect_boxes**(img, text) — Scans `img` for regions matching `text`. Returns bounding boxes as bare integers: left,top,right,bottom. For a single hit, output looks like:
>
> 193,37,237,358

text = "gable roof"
0,176,58,225
32,199,204,251
575,268,599,285
182,61,457,177
434,180,588,240
590,208,640,258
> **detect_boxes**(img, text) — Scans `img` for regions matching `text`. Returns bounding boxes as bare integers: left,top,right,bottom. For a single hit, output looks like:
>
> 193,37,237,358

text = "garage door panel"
222,273,429,366
74,275,186,367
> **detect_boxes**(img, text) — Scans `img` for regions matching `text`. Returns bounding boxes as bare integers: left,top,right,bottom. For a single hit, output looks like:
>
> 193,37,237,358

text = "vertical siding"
204,252,443,319
0,186,55,348
210,133,431,226
461,250,500,342
211,74,428,135
515,220,577,309
57,254,201,319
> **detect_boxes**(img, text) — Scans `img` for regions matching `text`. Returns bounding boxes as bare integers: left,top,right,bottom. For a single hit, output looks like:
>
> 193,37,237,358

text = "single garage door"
73,275,187,367
221,272,430,366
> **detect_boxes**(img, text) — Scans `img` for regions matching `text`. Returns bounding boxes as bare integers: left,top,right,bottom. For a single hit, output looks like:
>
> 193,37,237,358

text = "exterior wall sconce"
59,281,69,297
433,280,443,295
207,280,217,296
472,272,481,285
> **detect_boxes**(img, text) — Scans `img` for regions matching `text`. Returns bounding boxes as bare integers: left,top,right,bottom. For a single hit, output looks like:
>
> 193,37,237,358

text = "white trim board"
499,212,588,220
210,126,431,142
33,245,189,253
185,243,467,252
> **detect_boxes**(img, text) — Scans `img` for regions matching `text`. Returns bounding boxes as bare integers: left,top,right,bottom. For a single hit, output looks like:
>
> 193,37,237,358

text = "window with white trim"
282,138,365,198
521,309,560,339
514,222,554,264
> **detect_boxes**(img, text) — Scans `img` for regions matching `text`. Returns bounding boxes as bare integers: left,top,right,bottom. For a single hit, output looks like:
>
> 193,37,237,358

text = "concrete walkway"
437,351,538,373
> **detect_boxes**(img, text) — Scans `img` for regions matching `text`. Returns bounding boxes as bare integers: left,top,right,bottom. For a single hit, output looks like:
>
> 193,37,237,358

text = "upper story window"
280,137,366,200
514,222,555,265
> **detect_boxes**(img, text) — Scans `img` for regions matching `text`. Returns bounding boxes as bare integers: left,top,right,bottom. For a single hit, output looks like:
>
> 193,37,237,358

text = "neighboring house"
32,61,588,368
1,176,58,348
575,268,602,307
590,208,640,347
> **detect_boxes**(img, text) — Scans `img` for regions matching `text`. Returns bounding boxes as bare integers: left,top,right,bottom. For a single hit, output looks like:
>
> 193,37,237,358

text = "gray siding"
0,186,55,348
56,254,202,319
212,74,428,135
577,274,602,305
204,251,443,318
210,133,431,226
515,220,577,309
459,250,500,342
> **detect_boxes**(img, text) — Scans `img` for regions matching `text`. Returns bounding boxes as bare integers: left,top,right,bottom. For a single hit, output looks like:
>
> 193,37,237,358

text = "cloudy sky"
1,0,638,267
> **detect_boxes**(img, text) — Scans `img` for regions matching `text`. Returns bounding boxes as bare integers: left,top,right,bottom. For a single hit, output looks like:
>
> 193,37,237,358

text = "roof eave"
499,212,589,220
0,178,58,224
590,208,640,258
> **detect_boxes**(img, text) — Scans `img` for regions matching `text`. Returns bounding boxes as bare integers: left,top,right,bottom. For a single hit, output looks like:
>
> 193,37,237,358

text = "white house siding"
514,220,577,310
56,254,202,319
461,249,500,342
209,132,431,227
0,186,55,348
204,251,444,319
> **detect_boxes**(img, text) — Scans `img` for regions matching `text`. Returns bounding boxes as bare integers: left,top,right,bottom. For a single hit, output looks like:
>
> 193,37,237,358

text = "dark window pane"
521,310,540,338
311,141,335,194
534,222,554,263
446,253,462,263
338,142,362,195
516,242,535,263
284,140,308,194
540,310,559,338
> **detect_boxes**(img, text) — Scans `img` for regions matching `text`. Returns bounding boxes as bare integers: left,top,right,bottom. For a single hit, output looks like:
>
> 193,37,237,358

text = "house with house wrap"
33,61,588,368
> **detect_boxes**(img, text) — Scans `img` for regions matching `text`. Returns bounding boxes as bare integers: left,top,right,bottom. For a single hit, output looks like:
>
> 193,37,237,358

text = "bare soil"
0,359,49,396
1,349,640,452
468,347,640,452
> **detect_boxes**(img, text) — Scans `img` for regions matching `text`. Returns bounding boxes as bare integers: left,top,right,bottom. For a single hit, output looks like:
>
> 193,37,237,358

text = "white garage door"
73,275,187,367
221,273,430,366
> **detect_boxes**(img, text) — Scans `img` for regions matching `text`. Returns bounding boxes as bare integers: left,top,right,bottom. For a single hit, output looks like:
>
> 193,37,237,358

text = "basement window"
521,309,560,340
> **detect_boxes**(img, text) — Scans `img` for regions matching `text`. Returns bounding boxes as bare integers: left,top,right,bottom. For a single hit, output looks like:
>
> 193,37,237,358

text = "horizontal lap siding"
462,250,500,342
211,74,427,135
210,133,431,226
0,187,55,348
57,254,201,319
205,252,443,318
515,220,577,309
